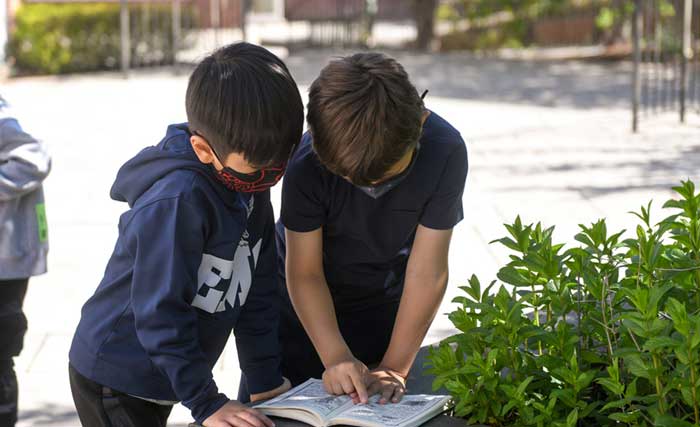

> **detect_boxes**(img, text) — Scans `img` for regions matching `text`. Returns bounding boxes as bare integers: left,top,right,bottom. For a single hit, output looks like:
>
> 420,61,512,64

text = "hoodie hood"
110,123,235,207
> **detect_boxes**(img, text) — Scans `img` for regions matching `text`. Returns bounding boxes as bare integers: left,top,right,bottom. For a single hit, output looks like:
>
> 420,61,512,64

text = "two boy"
70,44,467,426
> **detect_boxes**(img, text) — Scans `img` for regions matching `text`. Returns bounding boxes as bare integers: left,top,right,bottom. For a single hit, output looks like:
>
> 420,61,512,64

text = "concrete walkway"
2,50,698,426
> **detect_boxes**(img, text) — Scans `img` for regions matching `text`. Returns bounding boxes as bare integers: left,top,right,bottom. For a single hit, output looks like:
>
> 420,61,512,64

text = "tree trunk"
413,0,438,50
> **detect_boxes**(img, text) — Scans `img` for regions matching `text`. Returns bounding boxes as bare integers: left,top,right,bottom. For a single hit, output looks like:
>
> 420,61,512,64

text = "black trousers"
69,365,173,427
0,279,29,427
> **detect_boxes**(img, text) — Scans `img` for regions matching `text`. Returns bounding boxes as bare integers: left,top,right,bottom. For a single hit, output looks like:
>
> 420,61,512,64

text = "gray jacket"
0,103,50,280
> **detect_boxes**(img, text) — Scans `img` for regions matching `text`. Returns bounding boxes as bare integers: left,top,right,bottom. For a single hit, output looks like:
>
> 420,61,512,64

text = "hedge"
7,3,192,75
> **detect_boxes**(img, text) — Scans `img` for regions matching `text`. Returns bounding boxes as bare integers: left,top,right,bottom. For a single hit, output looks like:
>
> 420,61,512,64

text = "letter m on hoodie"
192,232,262,314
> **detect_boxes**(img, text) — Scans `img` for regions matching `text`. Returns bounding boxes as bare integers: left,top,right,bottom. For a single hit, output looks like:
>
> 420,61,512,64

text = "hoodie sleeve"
0,118,51,201
124,196,229,424
234,197,284,396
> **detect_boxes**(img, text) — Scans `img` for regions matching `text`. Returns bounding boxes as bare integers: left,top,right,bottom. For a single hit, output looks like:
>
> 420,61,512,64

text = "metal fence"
112,0,415,71
116,0,246,72
632,0,699,131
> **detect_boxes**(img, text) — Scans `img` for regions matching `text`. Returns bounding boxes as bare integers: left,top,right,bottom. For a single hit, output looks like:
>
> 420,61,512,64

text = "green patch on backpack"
35,203,48,243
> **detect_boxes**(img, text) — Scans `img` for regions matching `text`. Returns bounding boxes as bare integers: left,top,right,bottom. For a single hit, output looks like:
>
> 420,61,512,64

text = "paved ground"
2,50,699,426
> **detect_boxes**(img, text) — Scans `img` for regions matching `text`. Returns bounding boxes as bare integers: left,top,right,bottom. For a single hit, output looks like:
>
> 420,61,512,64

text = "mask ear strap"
420,90,429,100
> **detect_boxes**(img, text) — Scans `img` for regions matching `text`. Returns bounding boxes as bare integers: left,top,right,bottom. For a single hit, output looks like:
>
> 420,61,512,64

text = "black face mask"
354,143,420,199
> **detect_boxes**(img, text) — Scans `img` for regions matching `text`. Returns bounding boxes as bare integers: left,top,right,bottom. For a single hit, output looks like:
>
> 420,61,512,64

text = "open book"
254,379,452,427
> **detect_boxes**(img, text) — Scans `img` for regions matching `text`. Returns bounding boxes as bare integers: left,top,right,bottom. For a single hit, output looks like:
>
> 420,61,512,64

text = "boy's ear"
190,134,216,166
421,110,431,125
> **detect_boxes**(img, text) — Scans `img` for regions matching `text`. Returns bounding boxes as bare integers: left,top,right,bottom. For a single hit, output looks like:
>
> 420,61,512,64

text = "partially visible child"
68,43,304,427
0,96,51,427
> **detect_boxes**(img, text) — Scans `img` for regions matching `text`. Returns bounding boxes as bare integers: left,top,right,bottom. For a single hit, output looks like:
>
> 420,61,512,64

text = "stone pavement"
1,51,698,426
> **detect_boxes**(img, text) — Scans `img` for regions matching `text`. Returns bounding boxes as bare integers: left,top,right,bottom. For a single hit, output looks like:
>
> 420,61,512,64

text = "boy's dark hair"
307,52,424,186
186,42,304,167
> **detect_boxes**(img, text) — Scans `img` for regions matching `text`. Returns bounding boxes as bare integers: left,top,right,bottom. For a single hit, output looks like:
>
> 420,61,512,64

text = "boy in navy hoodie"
68,42,304,427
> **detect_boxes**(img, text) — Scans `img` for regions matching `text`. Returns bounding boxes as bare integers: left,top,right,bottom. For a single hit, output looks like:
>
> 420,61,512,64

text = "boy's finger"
340,375,355,395
331,381,344,396
380,385,394,404
226,415,254,427
366,381,382,397
246,409,275,427
234,411,264,427
392,386,405,403
322,377,334,395
349,369,369,403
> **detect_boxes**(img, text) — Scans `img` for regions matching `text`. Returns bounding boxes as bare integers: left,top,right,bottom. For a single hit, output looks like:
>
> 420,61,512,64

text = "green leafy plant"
428,180,700,426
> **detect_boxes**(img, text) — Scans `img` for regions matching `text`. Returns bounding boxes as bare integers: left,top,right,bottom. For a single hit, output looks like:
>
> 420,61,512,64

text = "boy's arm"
233,198,285,399
126,197,229,424
370,141,468,403
368,225,452,402
0,119,50,201
285,227,369,402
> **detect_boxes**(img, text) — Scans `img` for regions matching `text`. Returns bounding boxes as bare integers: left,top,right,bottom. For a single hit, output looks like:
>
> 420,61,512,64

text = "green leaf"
643,336,682,352
566,408,578,427
654,414,696,427
601,398,628,411
576,371,596,392
680,386,695,407
626,355,652,380
596,378,624,396
609,412,640,423
497,265,531,287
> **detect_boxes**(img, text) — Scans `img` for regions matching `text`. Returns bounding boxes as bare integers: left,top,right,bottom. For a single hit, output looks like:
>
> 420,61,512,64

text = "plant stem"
532,283,542,356
651,353,666,414
689,352,700,425
600,276,615,365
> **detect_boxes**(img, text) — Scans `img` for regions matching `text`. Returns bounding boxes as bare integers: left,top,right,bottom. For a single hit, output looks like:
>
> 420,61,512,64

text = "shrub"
7,3,193,75
428,180,700,427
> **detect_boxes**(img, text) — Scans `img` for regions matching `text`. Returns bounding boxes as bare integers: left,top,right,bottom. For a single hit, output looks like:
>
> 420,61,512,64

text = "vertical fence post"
172,0,181,73
633,0,642,132
120,0,131,77
240,0,248,42
680,0,693,122
210,0,220,47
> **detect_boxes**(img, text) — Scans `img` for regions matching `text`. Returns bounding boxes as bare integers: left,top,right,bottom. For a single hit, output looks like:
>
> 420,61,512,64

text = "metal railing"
632,0,699,131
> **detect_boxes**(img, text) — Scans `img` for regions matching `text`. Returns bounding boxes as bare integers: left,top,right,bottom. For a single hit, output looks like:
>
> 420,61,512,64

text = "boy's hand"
366,366,406,404
203,401,274,427
250,377,292,402
322,356,369,403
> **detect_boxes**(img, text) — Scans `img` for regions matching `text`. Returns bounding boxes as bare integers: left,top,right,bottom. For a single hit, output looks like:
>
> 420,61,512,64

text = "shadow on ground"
19,403,78,426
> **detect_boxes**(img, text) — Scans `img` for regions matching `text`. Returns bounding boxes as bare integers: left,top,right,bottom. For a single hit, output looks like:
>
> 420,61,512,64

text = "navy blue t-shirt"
278,111,468,312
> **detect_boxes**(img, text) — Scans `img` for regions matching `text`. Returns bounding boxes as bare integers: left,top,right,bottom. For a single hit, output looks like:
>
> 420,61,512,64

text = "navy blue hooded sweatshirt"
69,124,283,423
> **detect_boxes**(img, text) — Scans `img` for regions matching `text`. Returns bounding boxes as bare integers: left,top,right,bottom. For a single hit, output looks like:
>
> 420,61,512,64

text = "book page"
329,394,451,427
255,379,354,421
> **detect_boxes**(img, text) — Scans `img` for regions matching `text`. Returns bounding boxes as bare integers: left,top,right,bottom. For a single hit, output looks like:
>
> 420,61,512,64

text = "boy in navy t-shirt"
68,43,303,427
274,53,468,404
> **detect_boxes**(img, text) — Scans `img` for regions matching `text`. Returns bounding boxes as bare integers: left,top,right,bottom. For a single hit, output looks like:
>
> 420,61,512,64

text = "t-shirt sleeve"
419,139,468,230
280,148,326,233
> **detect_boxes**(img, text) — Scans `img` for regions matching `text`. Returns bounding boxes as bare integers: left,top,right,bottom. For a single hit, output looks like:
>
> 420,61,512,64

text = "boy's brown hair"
307,53,424,186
